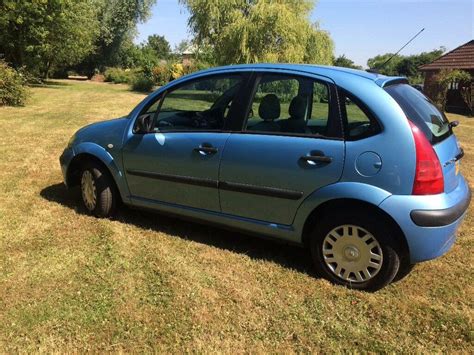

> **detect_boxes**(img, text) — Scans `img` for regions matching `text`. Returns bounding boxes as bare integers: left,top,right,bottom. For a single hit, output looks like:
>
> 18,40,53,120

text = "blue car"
60,64,471,291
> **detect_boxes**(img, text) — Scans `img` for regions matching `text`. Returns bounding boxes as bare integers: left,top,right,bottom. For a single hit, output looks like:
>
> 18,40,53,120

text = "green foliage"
150,60,210,86
104,68,137,84
367,48,445,82
174,39,193,54
81,0,157,73
367,53,402,76
0,61,29,106
333,55,362,70
0,0,99,78
113,39,145,69
397,48,445,83
146,35,171,59
433,69,472,111
180,0,334,65
151,63,172,86
131,74,155,92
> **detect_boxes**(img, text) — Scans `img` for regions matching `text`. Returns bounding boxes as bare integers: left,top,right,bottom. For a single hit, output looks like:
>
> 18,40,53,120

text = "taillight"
409,121,444,195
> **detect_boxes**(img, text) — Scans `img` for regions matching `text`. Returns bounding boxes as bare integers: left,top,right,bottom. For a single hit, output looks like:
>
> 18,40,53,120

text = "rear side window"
385,84,452,144
244,73,340,138
340,93,380,140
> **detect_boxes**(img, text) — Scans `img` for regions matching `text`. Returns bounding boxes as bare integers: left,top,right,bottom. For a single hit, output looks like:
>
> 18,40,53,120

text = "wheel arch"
301,198,410,259
67,153,110,186
66,146,129,203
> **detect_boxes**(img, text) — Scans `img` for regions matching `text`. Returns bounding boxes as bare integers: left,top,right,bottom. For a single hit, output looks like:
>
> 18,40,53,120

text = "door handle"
300,154,332,164
193,144,218,155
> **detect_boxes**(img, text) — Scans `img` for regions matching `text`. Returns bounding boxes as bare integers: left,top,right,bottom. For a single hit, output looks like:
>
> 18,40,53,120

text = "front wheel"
310,211,400,291
80,161,117,217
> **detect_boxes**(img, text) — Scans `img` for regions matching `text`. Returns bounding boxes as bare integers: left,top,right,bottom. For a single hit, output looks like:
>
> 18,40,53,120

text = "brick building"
419,40,474,114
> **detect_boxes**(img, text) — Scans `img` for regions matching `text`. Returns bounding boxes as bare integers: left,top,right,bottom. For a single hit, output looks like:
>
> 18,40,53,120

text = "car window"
153,75,243,132
343,95,379,140
309,82,330,136
385,83,452,144
245,74,331,137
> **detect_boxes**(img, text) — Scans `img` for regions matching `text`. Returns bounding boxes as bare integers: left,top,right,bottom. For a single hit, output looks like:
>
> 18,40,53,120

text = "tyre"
393,260,415,283
80,161,117,217
310,210,401,291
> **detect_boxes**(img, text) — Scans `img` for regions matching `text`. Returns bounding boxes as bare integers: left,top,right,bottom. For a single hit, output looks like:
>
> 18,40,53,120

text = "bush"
170,63,184,80
104,67,137,84
433,69,472,111
131,75,154,92
0,61,29,106
152,63,171,86
150,61,210,86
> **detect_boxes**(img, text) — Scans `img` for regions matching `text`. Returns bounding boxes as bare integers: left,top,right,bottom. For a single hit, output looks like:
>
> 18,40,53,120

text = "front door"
219,73,345,225
123,73,246,212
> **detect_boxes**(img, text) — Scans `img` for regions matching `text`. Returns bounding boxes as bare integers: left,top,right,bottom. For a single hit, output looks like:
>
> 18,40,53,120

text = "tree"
395,48,444,83
179,0,334,65
367,53,402,76
367,48,445,83
174,39,192,54
333,55,362,70
146,35,171,59
0,0,99,78
78,0,157,75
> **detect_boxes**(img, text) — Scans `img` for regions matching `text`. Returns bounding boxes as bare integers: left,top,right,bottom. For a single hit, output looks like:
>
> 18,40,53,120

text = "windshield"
385,84,452,144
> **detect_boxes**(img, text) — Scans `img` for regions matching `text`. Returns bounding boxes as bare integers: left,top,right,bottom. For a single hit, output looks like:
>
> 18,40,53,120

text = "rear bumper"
379,175,471,263
410,189,471,226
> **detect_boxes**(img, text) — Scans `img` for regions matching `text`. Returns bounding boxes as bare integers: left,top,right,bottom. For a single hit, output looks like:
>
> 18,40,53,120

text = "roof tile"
420,40,474,70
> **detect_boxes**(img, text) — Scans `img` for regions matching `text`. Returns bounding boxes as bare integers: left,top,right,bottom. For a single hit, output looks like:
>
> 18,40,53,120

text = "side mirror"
135,115,154,134
449,120,459,129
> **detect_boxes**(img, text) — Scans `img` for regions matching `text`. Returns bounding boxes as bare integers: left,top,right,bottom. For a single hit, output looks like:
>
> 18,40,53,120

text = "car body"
60,64,471,291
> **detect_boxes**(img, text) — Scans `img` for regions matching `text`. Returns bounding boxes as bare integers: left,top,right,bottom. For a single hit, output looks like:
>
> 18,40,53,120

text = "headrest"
289,95,307,120
259,94,280,121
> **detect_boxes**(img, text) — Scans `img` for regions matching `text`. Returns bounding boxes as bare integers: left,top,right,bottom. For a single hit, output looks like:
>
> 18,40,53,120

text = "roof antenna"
367,28,425,74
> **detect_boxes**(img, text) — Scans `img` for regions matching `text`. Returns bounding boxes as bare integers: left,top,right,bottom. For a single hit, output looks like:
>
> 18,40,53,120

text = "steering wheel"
158,120,173,128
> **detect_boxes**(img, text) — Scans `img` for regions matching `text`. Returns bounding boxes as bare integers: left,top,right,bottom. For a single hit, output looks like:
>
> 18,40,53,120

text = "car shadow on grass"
40,183,315,276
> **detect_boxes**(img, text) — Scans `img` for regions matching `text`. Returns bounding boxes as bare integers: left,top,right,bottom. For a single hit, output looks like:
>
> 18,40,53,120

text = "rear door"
385,84,463,193
219,72,345,225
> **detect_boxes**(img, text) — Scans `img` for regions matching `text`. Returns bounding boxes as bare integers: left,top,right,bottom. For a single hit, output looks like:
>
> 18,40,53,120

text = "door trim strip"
126,169,303,200
126,169,218,188
219,181,303,200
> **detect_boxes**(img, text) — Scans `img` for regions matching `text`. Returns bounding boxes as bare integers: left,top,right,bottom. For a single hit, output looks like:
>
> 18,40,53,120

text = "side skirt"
127,195,301,245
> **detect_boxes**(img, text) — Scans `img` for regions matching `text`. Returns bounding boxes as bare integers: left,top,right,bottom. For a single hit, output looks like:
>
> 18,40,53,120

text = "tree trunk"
43,60,52,79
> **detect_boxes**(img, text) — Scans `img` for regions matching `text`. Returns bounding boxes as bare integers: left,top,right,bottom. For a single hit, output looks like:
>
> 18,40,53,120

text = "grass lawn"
0,80,472,352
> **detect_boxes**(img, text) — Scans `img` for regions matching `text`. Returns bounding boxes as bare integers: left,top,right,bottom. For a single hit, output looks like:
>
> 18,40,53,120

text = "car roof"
193,63,407,88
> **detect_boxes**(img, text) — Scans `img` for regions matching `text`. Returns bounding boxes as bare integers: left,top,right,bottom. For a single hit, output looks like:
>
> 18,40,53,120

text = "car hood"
74,116,129,148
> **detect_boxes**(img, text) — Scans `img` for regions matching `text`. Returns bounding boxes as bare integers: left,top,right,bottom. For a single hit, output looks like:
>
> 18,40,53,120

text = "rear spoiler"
375,77,409,88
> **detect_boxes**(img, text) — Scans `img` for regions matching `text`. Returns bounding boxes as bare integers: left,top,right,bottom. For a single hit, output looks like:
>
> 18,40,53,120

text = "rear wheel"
310,210,400,291
393,260,416,283
80,161,117,217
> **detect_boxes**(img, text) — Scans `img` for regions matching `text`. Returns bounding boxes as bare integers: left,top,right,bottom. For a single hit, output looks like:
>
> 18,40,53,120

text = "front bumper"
379,175,471,263
59,147,74,187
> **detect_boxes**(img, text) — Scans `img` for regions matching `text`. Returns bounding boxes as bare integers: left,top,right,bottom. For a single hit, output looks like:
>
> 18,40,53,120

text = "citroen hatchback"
60,64,471,291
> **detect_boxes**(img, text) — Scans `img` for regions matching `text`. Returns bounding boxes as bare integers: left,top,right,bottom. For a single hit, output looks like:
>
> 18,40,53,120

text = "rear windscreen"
385,84,452,144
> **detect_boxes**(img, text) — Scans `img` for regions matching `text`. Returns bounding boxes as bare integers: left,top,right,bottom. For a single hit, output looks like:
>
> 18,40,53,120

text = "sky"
135,0,474,68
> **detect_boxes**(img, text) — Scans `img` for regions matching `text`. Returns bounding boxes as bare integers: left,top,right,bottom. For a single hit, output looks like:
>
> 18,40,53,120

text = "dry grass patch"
0,80,472,352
